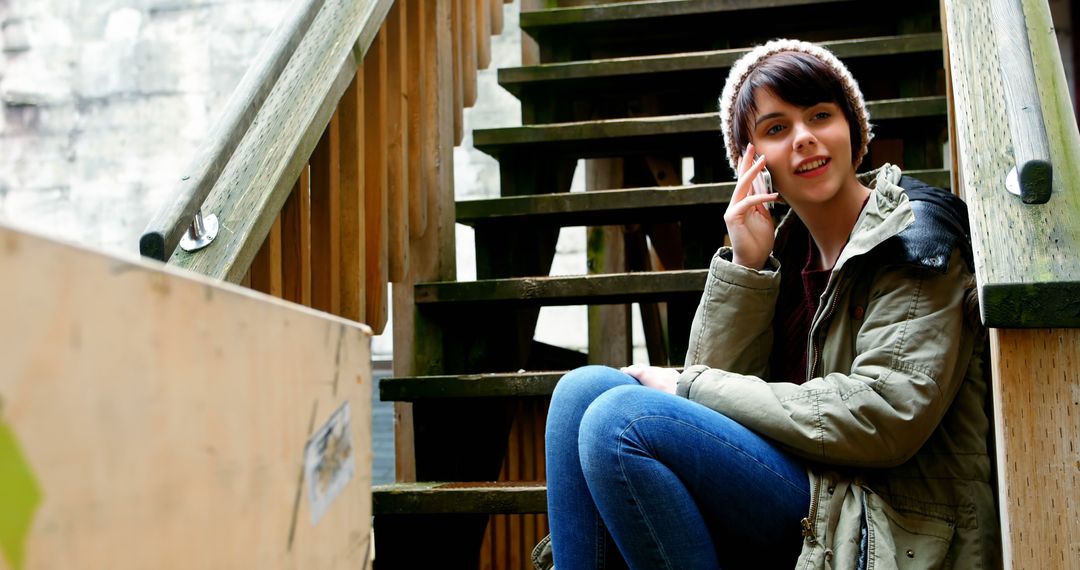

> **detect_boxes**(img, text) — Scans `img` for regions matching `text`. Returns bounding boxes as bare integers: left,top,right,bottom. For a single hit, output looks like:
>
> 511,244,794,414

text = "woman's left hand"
621,365,679,394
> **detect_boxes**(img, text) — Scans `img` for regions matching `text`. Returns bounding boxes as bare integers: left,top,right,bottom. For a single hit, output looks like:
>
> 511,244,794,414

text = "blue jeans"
545,365,810,569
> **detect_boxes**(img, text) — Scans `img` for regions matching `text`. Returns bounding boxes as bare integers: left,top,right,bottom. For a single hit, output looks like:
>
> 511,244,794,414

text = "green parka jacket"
677,165,1000,569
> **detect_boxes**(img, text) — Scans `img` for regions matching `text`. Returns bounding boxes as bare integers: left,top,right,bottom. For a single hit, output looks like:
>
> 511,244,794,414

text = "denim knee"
550,365,631,412
577,385,653,464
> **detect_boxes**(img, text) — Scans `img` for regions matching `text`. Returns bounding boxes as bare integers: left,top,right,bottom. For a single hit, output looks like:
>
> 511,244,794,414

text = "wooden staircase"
373,0,950,567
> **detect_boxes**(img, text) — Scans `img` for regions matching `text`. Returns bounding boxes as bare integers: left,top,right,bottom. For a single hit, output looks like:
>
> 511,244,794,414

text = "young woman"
537,39,1000,569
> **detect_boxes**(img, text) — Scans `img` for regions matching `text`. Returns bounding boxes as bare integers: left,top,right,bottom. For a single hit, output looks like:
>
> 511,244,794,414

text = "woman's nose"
792,124,817,151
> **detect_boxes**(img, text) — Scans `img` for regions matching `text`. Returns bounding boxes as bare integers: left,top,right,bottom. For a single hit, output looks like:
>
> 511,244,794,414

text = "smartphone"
751,163,774,209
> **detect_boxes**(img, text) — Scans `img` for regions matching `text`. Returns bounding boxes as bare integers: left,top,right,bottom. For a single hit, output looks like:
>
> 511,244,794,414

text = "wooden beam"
451,0,464,144
373,482,547,515
585,158,631,366
364,28,389,333
0,223,373,568
476,0,491,70
386,0,410,283
338,73,365,323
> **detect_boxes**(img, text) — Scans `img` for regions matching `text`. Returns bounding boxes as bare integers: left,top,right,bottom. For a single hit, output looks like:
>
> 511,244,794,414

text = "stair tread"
473,97,947,158
457,168,951,226
500,33,942,94
520,0,847,31
373,481,547,515
416,270,708,306
381,371,567,400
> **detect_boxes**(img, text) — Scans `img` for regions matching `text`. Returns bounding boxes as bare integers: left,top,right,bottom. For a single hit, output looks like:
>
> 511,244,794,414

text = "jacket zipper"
800,476,821,545
806,283,842,383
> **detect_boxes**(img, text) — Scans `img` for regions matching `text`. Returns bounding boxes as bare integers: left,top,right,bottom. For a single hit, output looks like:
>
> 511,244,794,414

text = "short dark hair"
730,51,863,165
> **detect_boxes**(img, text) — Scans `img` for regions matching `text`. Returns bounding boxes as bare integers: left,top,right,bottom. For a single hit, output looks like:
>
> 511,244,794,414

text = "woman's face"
749,89,855,208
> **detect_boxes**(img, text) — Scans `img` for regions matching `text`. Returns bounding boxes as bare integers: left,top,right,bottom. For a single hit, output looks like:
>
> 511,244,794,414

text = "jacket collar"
775,164,916,273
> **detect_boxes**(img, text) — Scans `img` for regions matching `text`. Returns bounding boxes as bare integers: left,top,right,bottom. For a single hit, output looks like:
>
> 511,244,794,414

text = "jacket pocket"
863,490,954,570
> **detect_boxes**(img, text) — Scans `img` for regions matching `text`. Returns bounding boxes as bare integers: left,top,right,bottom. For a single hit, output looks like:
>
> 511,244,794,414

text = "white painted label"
304,401,356,525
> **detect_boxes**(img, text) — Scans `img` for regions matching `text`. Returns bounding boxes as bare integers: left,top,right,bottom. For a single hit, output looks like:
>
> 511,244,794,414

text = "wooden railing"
942,0,1080,566
139,0,505,331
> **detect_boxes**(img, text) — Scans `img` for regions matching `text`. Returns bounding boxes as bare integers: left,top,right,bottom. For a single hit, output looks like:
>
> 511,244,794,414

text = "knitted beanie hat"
718,39,873,173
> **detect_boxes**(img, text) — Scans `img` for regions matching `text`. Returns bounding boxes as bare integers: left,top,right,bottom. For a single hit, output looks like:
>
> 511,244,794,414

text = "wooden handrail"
944,0,1080,328
139,0,327,261
140,0,393,276
990,0,1053,204
943,1,1080,568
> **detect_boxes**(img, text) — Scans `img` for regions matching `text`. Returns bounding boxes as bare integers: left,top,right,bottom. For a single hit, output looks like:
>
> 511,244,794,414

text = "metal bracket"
179,209,219,253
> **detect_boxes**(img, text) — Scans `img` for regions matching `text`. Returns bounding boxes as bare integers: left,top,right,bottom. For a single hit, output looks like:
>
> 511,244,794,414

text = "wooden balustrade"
943,0,1080,567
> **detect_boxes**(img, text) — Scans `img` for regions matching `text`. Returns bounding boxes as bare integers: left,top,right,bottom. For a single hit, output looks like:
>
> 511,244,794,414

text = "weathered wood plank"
169,0,395,283
415,270,707,306
364,28,389,333
498,33,943,94
457,169,951,226
990,328,1080,569
381,372,564,400
281,167,312,305
386,1,410,282
473,98,946,158
338,74,365,322
944,0,1080,327
520,0,841,29
0,223,373,568
373,482,547,515
406,0,428,240
310,116,342,314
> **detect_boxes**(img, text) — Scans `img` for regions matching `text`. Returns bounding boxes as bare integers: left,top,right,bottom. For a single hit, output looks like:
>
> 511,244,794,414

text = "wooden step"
416,270,707,307
473,97,947,159
381,371,565,400
373,482,547,514
500,33,943,100
520,0,938,62
456,169,951,227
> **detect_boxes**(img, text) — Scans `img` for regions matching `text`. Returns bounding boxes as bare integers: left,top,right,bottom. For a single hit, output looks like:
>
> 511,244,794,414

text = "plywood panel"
0,224,373,570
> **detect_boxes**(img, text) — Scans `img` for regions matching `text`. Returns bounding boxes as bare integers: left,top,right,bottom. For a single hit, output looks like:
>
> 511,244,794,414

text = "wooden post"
310,116,342,315
476,0,491,70
991,328,1080,568
451,0,465,144
364,28,389,333
463,0,478,107
406,0,429,240
586,158,632,366
282,166,312,306
249,216,283,298
338,73,366,323
489,0,503,36
387,0,411,283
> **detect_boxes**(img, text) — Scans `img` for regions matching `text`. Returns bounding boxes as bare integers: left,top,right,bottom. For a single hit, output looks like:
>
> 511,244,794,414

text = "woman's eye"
813,111,831,121
765,124,784,136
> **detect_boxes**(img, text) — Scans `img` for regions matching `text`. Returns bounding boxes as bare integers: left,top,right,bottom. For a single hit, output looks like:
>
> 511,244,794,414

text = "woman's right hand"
724,143,780,269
